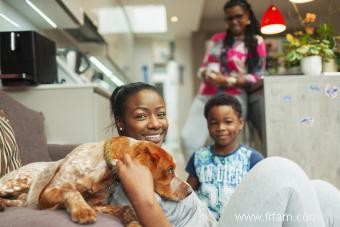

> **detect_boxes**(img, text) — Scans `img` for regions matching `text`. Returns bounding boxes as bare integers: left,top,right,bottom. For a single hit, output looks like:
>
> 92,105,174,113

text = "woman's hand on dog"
117,154,171,227
117,153,155,207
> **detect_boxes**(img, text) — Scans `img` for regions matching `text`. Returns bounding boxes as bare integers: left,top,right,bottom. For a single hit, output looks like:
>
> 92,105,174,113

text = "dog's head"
107,136,192,201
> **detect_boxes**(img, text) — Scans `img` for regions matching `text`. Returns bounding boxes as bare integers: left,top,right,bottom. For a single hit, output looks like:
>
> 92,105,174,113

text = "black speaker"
0,31,57,85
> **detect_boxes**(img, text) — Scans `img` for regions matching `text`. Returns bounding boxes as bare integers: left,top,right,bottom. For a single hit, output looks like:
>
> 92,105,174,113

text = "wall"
105,33,135,79
174,37,195,127
191,32,209,94
132,38,154,82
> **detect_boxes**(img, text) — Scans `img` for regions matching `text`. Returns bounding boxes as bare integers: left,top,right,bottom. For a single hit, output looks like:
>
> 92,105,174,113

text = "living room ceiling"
105,0,205,39
122,0,340,37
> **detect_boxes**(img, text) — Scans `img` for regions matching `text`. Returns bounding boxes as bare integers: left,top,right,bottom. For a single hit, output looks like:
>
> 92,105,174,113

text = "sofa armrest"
48,144,79,161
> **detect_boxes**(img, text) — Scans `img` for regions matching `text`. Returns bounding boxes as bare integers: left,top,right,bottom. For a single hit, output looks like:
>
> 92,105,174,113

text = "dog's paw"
126,221,142,227
71,207,97,224
0,178,30,197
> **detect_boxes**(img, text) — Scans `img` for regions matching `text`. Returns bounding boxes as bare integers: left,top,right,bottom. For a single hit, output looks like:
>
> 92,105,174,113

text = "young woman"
181,0,267,161
110,82,215,227
112,82,339,227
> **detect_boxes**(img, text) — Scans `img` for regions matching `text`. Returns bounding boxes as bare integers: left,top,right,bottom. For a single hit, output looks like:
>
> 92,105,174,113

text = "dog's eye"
167,167,174,175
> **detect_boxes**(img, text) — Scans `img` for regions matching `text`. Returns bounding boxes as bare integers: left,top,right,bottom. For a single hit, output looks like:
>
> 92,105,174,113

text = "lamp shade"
261,5,286,35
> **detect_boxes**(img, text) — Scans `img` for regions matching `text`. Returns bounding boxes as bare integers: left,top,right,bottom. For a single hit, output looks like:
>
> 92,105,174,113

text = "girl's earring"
119,128,123,131
247,20,251,25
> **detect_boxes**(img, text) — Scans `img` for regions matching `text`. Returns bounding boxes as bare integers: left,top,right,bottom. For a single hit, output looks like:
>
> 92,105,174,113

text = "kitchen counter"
1,83,116,144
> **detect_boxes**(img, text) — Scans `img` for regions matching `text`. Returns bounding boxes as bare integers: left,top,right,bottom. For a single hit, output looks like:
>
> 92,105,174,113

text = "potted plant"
317,23,339,72
284,13,335,75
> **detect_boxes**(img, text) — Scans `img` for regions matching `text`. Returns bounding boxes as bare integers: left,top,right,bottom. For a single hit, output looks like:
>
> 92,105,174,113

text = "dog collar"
104,138,120,204
104,138,115,169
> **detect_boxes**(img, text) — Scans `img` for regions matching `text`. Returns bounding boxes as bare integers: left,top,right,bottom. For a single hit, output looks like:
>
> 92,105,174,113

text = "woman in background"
181,0,267,161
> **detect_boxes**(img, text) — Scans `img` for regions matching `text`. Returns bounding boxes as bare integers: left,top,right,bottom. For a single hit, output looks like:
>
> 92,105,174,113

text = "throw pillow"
0,91,51,164
0,109,23,177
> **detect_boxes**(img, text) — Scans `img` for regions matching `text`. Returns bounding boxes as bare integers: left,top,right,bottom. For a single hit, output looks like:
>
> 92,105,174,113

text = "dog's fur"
0,136,192,226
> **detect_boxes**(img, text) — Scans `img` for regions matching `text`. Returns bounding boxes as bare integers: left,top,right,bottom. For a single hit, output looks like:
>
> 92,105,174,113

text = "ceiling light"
25,0,57,28
261,5,286,35
125,5,167,33
89,56,124,86
170,16,178,22
289,0,314,3
0,13,20,28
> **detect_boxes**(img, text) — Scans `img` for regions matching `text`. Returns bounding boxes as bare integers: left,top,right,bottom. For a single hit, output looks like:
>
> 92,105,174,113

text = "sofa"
0,90,123,227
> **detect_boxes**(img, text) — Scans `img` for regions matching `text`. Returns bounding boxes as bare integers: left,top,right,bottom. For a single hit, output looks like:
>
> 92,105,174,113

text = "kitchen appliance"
0,31,57,85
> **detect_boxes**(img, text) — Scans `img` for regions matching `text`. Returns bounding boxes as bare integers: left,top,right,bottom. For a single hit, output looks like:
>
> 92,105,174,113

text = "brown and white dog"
0,136,192,226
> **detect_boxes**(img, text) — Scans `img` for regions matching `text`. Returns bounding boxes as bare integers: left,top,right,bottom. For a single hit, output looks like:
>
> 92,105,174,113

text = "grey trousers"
217,157,340,227
313,180,340,227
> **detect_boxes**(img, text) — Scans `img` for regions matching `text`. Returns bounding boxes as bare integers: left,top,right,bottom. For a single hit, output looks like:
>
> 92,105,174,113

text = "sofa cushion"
0,207,123,227
0,110,23,177
0,91,52,164
48,144,79,161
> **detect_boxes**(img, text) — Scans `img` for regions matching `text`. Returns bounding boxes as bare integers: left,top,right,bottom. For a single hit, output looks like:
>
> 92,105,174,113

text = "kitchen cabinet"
264,75,340,188
2,84,116,144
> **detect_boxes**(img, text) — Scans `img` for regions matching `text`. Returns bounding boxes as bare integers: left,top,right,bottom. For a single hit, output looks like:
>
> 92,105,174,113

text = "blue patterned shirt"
185,144,263,220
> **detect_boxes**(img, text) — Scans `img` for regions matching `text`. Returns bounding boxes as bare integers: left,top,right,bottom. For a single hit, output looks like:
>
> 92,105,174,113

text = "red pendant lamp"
261,5,286,35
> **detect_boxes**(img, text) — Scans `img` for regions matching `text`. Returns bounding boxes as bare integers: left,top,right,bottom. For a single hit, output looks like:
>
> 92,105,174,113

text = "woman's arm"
116,154,171,227
240,35,267,88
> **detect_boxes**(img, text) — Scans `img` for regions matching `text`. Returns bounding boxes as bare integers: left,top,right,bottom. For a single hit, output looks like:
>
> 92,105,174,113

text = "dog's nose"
168,177,193,201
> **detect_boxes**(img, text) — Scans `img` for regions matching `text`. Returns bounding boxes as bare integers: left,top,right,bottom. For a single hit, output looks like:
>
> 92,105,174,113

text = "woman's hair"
223,0,260,74
110,82,161,120
204,93,243,119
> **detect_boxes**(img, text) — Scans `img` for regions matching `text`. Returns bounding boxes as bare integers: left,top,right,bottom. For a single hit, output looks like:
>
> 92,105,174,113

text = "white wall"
173,37,195,127
105,33,135,81
132,38,154,82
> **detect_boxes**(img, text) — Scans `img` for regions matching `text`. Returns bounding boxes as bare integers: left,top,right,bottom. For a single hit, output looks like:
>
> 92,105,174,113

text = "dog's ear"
133,144,160,171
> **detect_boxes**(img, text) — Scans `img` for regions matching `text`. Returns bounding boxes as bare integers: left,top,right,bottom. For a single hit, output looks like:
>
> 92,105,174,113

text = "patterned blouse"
198,32,267,96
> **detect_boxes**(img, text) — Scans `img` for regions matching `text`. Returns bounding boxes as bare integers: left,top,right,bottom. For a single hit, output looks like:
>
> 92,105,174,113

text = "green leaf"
310,48,320,55
317,23,332,37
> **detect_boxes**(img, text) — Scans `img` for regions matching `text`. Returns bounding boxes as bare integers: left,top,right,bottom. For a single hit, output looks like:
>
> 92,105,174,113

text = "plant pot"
323,58,338,72
300,55,322,76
